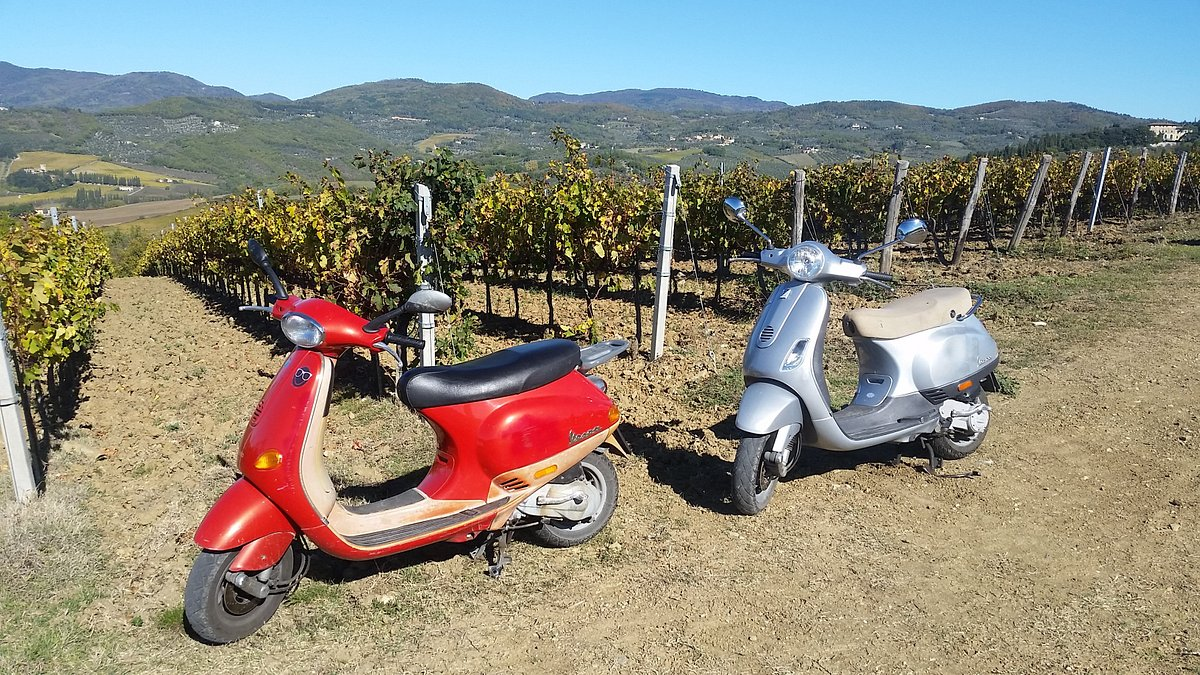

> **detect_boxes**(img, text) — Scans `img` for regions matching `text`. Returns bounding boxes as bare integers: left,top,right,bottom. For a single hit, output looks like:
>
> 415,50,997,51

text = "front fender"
194,478,296,553
736,381,805,435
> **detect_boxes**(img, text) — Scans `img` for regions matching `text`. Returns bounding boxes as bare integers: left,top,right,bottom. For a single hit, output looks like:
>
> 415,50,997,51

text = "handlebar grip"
863,271,894,282
384,334,425,349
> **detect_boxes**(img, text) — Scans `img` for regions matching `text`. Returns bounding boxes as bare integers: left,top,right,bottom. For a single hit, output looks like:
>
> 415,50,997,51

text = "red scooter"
184,240,629,644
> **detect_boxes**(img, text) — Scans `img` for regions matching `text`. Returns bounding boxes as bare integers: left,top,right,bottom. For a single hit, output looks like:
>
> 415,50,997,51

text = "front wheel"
732,432,782,515
529,451,619,548
183,542,303,644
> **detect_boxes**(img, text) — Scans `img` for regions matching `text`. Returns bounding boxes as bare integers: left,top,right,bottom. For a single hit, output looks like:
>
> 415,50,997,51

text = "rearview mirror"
722,196,747,224
897,218,929,245
403,289,452,314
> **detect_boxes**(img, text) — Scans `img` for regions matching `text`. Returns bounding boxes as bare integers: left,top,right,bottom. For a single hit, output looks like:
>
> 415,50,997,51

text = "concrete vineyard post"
1062,151,1093,235
1169,152,1188,216
880,160,909,275
1088,147,1112,233
650,165,680,361
791,169,806,247
413,183,436,367
952,157,988,266
1,305,37,502
1009,154,1053,250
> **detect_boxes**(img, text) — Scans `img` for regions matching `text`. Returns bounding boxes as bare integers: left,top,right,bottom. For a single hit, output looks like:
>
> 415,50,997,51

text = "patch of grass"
286,581,343,606
153,605,184,631
976,216,1200,369
0,490,106,673
690,365,744,409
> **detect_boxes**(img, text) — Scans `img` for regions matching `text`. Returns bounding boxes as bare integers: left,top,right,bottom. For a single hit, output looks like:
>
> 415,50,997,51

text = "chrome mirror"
722,196,748,224
897,218,929,245
404,288,452,314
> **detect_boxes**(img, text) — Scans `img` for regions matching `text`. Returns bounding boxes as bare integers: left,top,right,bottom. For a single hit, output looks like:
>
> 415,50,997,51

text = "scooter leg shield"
194,478,296,569
736,381,805,436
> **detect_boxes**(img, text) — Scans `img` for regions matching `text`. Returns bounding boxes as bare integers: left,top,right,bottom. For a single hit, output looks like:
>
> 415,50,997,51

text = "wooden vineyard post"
1169,151,1188,216
1128,147,1148,222
413,183,436,367
952,157,988,266
1062,150,1093,235
880,159,909,275
791,169,806,246
1088,147,1112,232
650,165,680,361
1,304,37,502
1009,154,1053,250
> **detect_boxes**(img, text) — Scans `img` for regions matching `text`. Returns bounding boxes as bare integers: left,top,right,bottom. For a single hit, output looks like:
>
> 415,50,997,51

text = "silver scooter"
722,196,1000,515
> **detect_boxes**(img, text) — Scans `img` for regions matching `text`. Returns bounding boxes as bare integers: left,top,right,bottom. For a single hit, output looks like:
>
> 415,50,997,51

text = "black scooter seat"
398,339,582,409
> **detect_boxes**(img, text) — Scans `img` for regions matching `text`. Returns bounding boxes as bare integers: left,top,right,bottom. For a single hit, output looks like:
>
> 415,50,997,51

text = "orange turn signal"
254,449,283,470
534,465,558,480
608,405,620,424
957,380,974,392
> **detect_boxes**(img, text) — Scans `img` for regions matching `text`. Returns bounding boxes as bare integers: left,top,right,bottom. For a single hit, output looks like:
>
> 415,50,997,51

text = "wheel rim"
755,454,778,494
220,581,263,617
548,461,609,531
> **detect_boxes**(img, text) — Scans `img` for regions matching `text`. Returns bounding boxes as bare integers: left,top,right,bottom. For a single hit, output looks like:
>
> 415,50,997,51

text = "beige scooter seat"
842,287,973,339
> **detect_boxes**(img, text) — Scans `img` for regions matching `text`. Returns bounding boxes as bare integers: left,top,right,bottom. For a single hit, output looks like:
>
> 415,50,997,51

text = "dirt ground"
12,228,1200,673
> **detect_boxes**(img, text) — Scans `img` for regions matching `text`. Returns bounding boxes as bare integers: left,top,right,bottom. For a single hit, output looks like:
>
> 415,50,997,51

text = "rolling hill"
0,62,1158,193
0,61,253,111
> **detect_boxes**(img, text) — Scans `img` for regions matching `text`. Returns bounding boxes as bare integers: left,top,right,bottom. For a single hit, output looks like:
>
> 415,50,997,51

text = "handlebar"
363,306,409,333
863,270,894,282
383,333,425,349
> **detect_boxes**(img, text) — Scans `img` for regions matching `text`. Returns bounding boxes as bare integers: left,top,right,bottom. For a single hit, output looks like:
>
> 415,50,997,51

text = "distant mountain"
0,65,1159,195
249,93,291,103
0,61,245,111
531,88,789,113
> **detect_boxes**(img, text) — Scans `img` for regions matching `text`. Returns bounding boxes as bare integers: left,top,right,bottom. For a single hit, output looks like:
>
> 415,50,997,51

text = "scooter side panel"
854,315,998,395
735,381,805,435
417,371,617,501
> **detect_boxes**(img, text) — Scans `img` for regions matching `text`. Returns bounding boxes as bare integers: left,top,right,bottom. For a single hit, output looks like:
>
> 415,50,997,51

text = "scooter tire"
930,392,990,460
183,543,300,644
529,451,618,548
732,433,777,515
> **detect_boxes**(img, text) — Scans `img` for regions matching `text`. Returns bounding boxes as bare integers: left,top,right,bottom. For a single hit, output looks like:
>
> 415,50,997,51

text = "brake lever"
860,278,894,293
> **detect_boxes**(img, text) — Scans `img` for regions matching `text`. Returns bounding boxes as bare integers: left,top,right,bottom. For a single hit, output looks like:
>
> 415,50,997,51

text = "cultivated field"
2,215,1198,673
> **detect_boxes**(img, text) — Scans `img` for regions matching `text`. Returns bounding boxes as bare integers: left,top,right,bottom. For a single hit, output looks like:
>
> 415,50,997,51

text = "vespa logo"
569,425,602,445
292,367,313,387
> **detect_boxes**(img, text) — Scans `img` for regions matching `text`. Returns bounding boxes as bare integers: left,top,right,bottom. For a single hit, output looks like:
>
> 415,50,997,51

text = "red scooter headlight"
281,312,325,348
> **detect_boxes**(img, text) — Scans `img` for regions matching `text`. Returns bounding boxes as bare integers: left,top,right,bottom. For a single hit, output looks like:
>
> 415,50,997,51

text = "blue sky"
2,0,1196,121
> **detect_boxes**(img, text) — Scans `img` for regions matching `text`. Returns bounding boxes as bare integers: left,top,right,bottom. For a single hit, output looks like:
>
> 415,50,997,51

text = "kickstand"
483,530,513,578
922,439,944,475
919,438,980,479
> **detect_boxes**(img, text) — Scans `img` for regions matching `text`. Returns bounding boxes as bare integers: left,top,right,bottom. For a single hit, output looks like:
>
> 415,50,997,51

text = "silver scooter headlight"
281,312,325,348
786,243,825,280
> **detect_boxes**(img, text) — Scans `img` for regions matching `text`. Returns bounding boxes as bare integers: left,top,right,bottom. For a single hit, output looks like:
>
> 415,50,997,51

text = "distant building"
1150,123,1188,142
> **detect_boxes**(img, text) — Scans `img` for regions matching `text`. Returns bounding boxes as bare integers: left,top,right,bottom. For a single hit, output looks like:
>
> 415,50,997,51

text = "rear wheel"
529,451,618,548
930,392,991,460
183,542,302,644
732,432,784,515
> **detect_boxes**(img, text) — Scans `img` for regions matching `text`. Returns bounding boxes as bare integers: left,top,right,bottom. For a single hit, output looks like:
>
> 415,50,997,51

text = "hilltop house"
1150,123,1189,143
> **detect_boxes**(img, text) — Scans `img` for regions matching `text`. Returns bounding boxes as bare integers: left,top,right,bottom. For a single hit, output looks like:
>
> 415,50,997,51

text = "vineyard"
137,132,1200,347
0,212,111,492
3,127,1200,671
